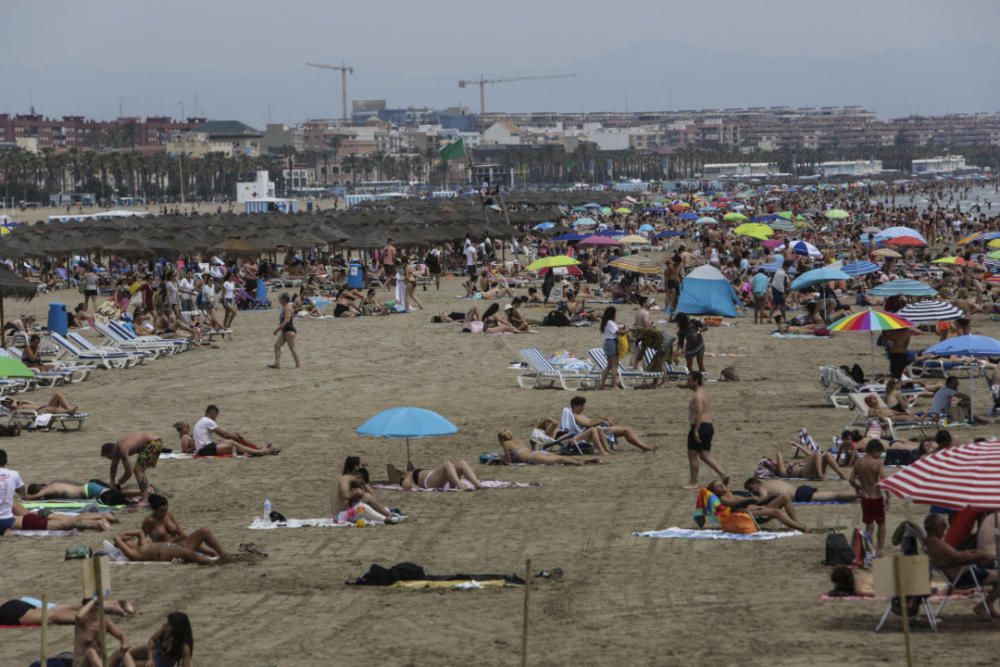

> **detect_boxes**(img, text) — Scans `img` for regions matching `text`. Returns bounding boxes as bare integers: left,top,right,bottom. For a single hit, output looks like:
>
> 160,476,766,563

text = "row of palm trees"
2,141,997,206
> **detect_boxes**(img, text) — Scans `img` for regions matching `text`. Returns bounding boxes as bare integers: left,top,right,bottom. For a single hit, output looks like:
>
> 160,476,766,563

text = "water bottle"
262,497,272,521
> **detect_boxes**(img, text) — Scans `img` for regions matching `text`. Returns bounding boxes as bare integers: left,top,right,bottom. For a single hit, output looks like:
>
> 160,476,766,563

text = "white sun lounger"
516,348,599,391
49,332,141,369
587,348,661,389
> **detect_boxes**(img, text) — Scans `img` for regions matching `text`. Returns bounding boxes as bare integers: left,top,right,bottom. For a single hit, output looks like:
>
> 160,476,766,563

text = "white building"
481,120,523,146
236,171,275,204
912,155,970,175
702,162,779,178
817,160,883,177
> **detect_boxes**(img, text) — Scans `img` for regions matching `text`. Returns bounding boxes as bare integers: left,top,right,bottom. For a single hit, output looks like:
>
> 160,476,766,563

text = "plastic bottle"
263,497,272,520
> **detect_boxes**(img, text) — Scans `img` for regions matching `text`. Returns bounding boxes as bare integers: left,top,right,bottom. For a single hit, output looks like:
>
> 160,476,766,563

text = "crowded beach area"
2,175,1000,665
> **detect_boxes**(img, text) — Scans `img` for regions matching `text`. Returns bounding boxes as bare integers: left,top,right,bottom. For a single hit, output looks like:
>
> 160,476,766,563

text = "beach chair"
819,366,923,409
516,348,600,391
845,393,947,440
49,332,141,370
69,331,163,361
644,347,689,382
91,324,175,357
4,347,92,384
984,370,1000,417
106,321,192,352
0,404,87,431
587,348,661,389
907,357,982,380
898,522,990,623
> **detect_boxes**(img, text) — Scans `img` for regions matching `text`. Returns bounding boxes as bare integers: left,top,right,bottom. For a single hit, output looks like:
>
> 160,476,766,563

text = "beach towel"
390,579,519,590
5,529,80,537
693,488,729,527
771,332,829,339
158,452,248,460
21,501,120,514
32,414,54,429
247,517,352,529
818,590,975,602
371,480,538,492
633,527,801,541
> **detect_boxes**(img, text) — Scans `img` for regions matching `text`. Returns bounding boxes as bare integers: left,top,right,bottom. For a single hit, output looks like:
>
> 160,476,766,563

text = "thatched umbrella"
0,265,38,346
103,237,156,258
211,238,262,256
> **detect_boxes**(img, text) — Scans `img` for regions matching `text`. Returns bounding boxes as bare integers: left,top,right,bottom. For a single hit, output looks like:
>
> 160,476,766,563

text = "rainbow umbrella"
830,309,913,376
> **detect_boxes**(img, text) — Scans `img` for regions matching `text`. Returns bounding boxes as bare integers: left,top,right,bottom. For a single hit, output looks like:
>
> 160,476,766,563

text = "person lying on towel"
24,480,132,505
744,477,856,504
0,596,133,627
707,480,809,533
10,499,116,532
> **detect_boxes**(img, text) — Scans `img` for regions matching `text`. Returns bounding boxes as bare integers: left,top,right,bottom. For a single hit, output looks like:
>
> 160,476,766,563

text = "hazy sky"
3,0,998,126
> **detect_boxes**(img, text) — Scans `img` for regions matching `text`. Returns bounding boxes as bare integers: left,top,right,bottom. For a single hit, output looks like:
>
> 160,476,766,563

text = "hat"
503,304,512,311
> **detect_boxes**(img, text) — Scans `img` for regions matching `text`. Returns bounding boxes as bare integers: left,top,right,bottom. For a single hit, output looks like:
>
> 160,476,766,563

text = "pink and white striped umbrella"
879,440,1000,510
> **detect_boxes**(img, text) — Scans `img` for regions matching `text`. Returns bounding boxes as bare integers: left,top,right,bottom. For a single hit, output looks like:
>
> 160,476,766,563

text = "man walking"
684,372,728,489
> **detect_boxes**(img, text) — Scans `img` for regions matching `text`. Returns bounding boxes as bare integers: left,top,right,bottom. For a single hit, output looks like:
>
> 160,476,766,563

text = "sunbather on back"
744,477,856,504
112,530,218,565
24,480,131,505
497,430,600,466
392,459,483,491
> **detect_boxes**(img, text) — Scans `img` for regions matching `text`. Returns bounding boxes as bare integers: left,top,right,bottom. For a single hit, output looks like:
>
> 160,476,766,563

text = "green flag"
439,138,467,161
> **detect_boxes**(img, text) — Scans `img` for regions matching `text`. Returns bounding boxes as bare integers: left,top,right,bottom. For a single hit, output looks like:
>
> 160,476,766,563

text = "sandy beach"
3,277,999,666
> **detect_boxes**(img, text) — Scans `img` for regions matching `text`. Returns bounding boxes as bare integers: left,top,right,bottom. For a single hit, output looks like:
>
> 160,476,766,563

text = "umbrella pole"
406,437,412,472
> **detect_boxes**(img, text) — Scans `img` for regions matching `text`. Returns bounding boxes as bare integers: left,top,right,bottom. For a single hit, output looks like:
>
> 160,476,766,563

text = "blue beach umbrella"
790,266,850,291
357,407,458,469
552,232,587,242
842,260,881,277
868,278,937,298
657,230,686,238
638,224,655,232
679,212,698,221
533,222,556,231
922,335,1000,419
572,217,597,228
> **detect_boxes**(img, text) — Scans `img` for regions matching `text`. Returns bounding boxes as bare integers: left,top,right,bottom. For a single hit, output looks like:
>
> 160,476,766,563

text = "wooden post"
39,594,48,667
93,557,108,666
521,558,531,667
894,555,913,667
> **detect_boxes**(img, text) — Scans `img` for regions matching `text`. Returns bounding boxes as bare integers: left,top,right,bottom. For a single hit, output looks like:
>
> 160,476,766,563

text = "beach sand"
4,280,998,666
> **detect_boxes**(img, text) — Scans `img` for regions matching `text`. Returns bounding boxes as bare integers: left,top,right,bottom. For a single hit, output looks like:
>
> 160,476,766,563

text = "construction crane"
458,74,576,114
306,62,354,123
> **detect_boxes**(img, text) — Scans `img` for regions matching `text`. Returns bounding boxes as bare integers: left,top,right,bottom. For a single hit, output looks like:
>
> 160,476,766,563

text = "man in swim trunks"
102,431,163,504
189,404,280,457
685,372,727,489
707,479,809,532
743,477,857,504
11,499,114,531
141,494,232,558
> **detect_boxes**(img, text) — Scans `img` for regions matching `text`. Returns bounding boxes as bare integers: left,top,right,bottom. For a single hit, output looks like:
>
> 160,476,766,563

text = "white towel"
633,527,802,541
247,517,351,530
7,529,79,537
32,414,54,429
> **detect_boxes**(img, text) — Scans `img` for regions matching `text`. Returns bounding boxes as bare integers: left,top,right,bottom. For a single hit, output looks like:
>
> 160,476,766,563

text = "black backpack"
542,310,570,327
823,531,855,566
353,562,426,586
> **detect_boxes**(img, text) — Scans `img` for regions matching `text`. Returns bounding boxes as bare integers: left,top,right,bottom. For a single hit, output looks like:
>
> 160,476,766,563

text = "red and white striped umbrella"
879,440,1000,510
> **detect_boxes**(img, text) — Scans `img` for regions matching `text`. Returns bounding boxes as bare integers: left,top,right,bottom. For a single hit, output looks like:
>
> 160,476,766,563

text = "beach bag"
720,366,739,382
823,531,854,566
617,333,629,357
0,422,21,437
542,310,570,327
720,513,758,534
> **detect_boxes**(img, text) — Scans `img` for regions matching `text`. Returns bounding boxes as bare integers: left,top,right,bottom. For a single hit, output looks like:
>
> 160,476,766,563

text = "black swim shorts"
686,423,714,452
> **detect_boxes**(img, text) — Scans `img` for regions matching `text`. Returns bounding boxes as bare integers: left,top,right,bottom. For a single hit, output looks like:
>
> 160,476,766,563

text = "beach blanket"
247,517,353,529
371,480,537,492
21,500,120,514
634,527,802,541
159,452,248,460
693,488,728,527
5,529,80,537
797,500,855,505
771,332,829,340
818,590,975,602
390,579,519,590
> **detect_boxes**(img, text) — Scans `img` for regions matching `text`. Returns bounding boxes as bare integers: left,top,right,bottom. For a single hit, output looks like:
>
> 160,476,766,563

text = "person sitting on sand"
505,300,530,332
110,611,193,667
497,429,600,465
292,289,322,317
360,289,385,316
480,303,521,334
772,312,823,335
189,404,280,457
337,457,401,521
564,396,656,452
744,477,857,504
142,494,231,558
924,512,999,620
0,596,134,627
706,479,809,532
24,480,131,505
112,530,221,565
2,392,82,415
333,288,362,318
330,477,399,525
389,459,484,491
762,440,847,480
480,284,515,300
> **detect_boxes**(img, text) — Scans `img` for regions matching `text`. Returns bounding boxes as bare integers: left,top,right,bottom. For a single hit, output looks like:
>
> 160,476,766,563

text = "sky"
3,0,998,126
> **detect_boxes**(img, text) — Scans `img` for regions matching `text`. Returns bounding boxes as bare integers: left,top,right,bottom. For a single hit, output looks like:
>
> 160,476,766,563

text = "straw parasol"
0,265,39,346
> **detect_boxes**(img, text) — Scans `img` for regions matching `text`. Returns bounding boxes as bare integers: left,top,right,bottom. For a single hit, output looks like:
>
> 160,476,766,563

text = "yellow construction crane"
306,62,354,122
458,74,576,114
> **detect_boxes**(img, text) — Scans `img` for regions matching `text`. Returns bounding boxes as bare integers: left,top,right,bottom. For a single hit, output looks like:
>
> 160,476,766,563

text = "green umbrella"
723,212,747,223
0,356,35,378
825,209,850,220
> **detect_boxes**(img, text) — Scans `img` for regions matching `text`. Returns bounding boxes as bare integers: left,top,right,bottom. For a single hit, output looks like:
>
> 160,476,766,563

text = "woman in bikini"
270,293,300,369
403,258,423,310
111,612,194,667
497,429,600,466
112,530,218,565
390,460,484,491
0,596,134,627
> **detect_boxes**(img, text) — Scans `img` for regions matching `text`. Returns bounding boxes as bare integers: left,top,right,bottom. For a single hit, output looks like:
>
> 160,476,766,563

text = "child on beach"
850,439,889,555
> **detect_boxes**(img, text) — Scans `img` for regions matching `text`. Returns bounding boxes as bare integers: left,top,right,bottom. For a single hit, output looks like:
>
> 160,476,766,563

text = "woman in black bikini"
390,460,484,491
0,596,134,626
269,293,300,369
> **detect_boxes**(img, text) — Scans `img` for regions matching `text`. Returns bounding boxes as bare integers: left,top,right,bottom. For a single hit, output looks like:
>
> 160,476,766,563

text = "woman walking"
676,312,706,374
404,257,423,310
599,306,626,389
269,293,300,369
221,272,238,329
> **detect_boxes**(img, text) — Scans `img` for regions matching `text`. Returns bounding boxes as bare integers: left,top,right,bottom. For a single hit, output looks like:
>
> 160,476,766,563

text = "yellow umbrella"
608,256,662,275
989,239,1000,250
723,212,748,223
932,256,969,266
525,255,580,272
614,207,632,215
620,234,649,244
732,223,773,240
987,250,1000,260
872,248,902,258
